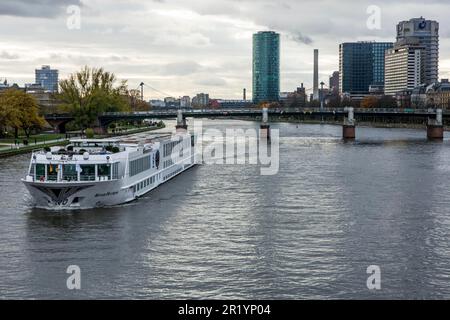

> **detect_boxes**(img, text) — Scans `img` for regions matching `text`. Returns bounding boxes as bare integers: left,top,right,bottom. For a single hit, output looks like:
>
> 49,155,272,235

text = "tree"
85,128,94,139
258,101,281,109
0,89,44,138
378,95,398,108
361,96,379,108
0,93,20,136
127,89,151,111
58,66,131,129
327,95,341,109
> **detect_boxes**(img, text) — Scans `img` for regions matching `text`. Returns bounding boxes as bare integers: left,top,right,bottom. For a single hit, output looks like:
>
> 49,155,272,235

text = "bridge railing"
97,108,446,118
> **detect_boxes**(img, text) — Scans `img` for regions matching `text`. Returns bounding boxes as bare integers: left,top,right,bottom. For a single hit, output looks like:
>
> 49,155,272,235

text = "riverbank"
0,140,70,158
0,124,166,158
98,124,166,138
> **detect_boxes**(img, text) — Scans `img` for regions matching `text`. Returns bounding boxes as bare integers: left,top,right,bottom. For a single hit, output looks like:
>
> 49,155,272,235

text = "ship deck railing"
27,174,115,183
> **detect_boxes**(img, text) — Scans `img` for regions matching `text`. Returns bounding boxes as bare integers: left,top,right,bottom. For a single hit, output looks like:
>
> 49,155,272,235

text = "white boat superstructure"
22,131,196,209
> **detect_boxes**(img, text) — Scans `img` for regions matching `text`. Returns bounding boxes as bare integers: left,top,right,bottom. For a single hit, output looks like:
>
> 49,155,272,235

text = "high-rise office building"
385,41,425,96
252,31,280,103
329,71,339,93
35,65,58,93
339,42,393,98
396,17,439,85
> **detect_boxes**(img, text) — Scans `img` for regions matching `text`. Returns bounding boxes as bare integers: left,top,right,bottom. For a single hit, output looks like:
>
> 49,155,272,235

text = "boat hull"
23,162,197,210
23,179,134,210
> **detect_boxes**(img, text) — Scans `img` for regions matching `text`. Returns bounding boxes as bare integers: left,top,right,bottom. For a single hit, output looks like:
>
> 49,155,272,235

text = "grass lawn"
0,133,65,144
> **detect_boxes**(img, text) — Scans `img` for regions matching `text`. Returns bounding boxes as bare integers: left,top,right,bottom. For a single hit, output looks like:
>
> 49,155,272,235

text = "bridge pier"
175,110,188,133
47,120,67,134
260,108,270,139
343,107,355,140
427,109,444,140
44,115,76,134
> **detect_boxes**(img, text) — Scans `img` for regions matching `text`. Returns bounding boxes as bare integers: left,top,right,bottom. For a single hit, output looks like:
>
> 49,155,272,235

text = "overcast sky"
0,0,449,99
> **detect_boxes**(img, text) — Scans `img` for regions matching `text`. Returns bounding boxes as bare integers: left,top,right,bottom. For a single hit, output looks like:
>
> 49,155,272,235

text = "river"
0,119,449,299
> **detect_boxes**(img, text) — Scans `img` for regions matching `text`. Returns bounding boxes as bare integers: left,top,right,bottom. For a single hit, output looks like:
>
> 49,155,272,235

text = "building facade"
180,96,191,108
339,42,393,99
385,43,425,96
35,65,58,93
192,93,209,107
149,100,165,108
426,79,450,109
252,31,280,104
216,100,252,108
396,17,439,85
163,97,180,108
329,71,339,93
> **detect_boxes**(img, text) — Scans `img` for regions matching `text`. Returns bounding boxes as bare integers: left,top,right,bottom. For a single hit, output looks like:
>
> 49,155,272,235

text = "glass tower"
339,42,393,97
253,31,280,104
35,65,59,93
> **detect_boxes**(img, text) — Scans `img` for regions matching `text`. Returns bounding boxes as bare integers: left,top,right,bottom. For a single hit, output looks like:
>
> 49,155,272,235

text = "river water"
0,119,449,299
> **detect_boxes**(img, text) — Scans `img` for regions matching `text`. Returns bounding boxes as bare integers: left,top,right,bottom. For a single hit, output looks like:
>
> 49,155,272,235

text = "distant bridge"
99,107,450,121
44,107,449,139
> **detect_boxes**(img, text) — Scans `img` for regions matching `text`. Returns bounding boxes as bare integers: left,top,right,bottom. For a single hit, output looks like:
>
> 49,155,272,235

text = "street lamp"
320,81,325,111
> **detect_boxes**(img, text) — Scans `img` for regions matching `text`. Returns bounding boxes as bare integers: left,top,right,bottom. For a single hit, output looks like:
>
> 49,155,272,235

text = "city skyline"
1,1,450,99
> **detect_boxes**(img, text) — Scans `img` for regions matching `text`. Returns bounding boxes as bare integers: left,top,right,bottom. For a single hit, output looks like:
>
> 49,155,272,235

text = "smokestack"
313,49,319,101
243,88,246,101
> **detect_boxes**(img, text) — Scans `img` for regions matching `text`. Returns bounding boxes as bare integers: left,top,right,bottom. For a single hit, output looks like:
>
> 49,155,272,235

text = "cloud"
1,0,450,99
0,0,82,18
287,32,314,45
0,51,19,60
195,77,228,86
162,61,204,76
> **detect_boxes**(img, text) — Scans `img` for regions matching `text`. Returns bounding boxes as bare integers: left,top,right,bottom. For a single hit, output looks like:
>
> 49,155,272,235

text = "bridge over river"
44,107,449,140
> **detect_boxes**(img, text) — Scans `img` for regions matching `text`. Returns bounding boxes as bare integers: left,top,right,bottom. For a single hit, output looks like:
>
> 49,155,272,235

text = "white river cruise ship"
22,130,196,209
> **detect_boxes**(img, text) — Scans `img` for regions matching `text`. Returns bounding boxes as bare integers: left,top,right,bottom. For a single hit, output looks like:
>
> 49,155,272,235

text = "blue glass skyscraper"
339,42,393,97
253,31,280,104
35,65,59,93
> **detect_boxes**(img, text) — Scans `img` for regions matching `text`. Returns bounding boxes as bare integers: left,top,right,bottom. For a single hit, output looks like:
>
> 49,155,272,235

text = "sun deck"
24,134,177,184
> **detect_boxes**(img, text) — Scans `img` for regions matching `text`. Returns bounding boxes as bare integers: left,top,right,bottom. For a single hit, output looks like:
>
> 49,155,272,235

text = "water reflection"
1,120,450,299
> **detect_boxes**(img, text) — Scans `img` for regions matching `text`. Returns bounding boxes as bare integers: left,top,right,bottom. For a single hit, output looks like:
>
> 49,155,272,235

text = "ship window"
98,164,111,180
129,156,152,177
112,163,119,179
36,164,45,179
47,164,58,181
63,164,78,181
80,165,95,181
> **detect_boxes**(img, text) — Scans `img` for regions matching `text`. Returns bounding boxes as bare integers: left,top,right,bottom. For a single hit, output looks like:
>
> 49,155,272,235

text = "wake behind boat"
22,128,196,209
